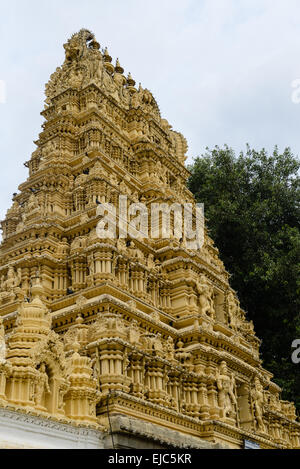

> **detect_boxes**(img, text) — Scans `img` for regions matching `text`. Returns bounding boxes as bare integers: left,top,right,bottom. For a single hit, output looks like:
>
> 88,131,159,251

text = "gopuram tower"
0,29,298,449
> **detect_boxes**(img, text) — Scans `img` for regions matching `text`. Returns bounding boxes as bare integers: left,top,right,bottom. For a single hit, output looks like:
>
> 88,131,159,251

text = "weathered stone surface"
105,415,225,449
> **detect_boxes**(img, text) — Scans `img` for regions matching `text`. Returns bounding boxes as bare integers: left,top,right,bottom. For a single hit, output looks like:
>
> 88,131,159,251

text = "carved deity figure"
153,260,162,274
147,254,155,269
64,327,80,353
16,213,26,233
128,320,140,346
227,291,239,330
63,29,94,64
0,318,6,364
2,267,21,292
153,333,163,355
119,180,131,196
103,71,118,98
0,267,22,303
88,256,95,277
131,90,141,109
146,253,157,271
91,357,100,387
196,275,215,319
150,310,160,322
35,363,50,408
45,30,101,104
129,243,144,261
86,43,102,83
58,384,67,411
163,336,175,361
217,361,237,420
251,377,265,432
27,193,40,212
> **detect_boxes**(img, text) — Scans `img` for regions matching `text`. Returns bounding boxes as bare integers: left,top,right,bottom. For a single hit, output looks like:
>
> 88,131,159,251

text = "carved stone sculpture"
217,361,237,421
197,275,215,319
251,377,265,432
35,363,50,409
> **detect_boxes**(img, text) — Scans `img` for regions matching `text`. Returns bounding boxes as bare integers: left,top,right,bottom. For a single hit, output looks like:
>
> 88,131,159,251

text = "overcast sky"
1,0,300,220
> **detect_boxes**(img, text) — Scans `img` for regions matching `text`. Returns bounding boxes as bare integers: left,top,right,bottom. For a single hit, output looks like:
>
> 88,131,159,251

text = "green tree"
188,145,300,411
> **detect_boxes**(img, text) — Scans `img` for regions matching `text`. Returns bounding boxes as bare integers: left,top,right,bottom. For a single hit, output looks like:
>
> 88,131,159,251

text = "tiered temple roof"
0,29,298,449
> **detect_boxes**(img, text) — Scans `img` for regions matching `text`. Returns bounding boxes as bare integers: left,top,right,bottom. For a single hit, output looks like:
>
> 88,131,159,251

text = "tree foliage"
188,145,300,410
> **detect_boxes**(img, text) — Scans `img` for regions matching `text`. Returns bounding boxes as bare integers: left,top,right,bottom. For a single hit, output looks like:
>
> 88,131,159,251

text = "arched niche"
32,331,69,416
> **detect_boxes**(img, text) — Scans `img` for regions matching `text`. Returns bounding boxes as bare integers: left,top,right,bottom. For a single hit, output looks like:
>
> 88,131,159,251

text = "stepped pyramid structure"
0,29,299,449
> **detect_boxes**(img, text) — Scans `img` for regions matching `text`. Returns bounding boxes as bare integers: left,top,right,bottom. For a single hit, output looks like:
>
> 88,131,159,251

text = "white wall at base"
0,408,105,449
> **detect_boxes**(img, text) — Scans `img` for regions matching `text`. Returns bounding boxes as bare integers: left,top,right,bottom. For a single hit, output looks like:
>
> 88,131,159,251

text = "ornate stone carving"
216,361,238,422
128,320,141,346
34,363,50,409
227,291,240,329
196,275,215,319
0,29,298,450
163,336,175,362
45,30,101,104
251,377,265,433
0,266,23,304
88,312,127,342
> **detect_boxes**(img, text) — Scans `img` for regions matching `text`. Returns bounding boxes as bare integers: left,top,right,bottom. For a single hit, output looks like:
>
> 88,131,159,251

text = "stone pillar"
64,347,100,424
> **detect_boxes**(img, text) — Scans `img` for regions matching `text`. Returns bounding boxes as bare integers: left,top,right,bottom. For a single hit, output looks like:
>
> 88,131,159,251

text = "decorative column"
144,359,167,406
207,378,220,419
128,353,144,399
87,313,131,394
118,261,129,289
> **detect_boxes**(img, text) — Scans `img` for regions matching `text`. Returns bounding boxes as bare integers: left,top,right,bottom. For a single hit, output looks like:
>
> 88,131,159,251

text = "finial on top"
103,47,112,63
115,58,124,75
103,47,114,75
127,72,136,87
